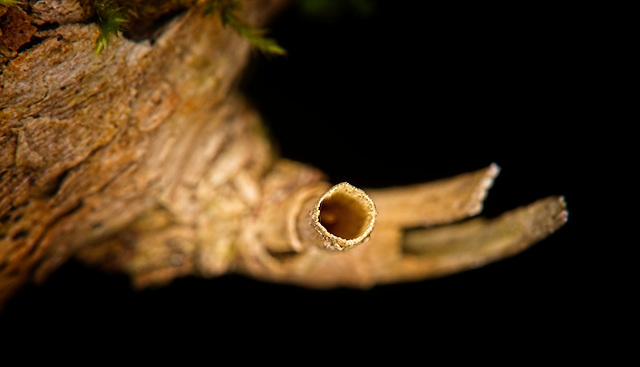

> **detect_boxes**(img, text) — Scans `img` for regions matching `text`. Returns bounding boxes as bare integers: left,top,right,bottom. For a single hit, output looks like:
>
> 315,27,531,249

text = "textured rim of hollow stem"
308,182,377,251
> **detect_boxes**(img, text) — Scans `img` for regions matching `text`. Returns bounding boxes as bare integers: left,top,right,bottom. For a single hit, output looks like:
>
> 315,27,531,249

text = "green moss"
93,0,129,56
0,0,23,7
206,0,286,56
92,0,285,56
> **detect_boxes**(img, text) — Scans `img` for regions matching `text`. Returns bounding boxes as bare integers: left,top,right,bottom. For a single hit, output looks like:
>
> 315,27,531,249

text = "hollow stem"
307,182,377,251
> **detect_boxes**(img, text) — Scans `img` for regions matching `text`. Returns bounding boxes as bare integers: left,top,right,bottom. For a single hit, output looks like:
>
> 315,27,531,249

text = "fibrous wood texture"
0,0,289,306
0,0,567,309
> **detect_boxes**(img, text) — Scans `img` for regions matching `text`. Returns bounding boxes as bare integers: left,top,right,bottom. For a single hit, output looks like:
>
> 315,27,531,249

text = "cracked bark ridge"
0,5,37,60
29,0,94,26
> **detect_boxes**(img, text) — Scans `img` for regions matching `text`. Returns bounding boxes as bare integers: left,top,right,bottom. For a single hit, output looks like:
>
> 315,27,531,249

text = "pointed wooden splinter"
376,195,568,284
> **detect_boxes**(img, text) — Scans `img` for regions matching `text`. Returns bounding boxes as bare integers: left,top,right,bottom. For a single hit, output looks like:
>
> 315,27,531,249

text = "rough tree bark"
0,0,567,309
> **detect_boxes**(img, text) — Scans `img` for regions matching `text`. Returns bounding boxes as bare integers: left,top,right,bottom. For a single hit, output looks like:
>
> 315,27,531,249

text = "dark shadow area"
123,7,188,43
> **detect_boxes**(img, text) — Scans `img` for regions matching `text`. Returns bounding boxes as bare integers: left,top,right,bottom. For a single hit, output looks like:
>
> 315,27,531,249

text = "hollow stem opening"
311,182,377,251
319,192,369,239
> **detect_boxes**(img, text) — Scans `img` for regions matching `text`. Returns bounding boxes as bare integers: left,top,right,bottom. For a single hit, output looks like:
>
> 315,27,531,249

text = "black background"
1,1,596,356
